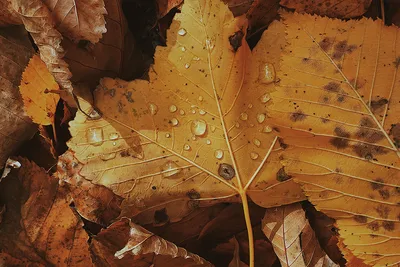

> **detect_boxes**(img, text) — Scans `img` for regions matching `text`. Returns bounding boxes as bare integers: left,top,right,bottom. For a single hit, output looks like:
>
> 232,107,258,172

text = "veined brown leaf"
63,1,304,266
267,12,400,266
262,203,338,267
0,0,21,26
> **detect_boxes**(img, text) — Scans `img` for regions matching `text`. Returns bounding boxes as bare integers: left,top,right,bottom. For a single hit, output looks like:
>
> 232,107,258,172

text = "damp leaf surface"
268,12,400,266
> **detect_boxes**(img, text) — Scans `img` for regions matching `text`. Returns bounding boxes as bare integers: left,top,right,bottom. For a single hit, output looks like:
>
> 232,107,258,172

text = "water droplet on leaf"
250,152,259,160
253,138,261,147
87,128,104,146
260,93,271,103
169,105,177,113
214,149,224,159
191,119,207,136
100,152,116,161
240,113,248,121
257,113,266,123
218,163,235,180
149,103,158,115
178,28,187,36
183,144,191,151
171,118,179,126
109,133,119,140
162,161,181,177
262,125,273,133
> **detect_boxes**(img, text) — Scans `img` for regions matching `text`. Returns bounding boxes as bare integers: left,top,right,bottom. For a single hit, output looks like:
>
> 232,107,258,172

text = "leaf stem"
240,191,254,267
380,0,385,24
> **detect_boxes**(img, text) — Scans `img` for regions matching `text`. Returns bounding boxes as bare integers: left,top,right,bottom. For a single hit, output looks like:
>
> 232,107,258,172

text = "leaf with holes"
267,12,400,266
262,203,339,267
62,1,305,265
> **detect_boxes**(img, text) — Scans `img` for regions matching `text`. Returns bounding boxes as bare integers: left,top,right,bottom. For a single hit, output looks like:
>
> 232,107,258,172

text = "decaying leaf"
262,203,338,267
267,12,400,266
0,158,92,266
12,0,74,93
280,0,372,18
90,217,212,266
0,25,36,166
41,0,107,43
19,55,60,125
0,0,21,26
223,0,254,17
56,150,123,226
228,237,248,267
157,0,183,18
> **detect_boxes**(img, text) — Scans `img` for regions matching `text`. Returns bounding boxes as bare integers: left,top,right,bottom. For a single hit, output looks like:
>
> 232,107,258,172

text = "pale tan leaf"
0,26,36,166
262,203,338,267
42,0,107,43
12,0,74,93
267,12,400,266
280,0,372,18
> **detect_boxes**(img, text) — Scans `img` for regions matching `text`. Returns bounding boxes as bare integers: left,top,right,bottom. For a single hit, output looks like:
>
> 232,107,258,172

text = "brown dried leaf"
157,0,183,18
228,237,248,267
90,218,212,266
0,158,93,266
56,150,123,226
223,0,254,17
0,26,36,166
280,0,372,18
12,0,74,93
42,0,107,43
262,203,338,267
0,0,21,26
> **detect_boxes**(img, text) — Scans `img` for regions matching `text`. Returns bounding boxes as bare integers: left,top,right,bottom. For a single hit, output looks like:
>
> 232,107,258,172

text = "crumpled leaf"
0,26,36,166
90,217,212,266
280,0,372,18
64,5,304,231
0,158,92,266
56,150,123,226
41,0,107,43
267,12,400,266
19,55,60,125
0,0,21,26
12,0,74,93
262,203,338,267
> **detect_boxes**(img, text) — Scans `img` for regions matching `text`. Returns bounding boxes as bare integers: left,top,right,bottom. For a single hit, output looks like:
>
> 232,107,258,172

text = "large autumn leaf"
267,13,400,266
64,1,304,265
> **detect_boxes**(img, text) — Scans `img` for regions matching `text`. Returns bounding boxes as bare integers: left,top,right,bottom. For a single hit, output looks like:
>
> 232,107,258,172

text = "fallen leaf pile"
0,0,399,266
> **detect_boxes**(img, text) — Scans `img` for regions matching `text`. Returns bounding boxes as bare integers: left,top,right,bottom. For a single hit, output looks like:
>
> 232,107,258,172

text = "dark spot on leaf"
321,118,329,123
334,127,350,138
330,137,348,149
333,40,357,60
353,215,367,223
276,167,292,182
389,124,400,148
108,88,116,97
151,186,157,190
352,143,388,159
375,204,390,219
355,128,385,143
382,221,395,231
124,91,134,103
278,138,288,149
187,189,200,199
154,208,169,226
218,163,235,180
290,110,307,122
379,189,390,200
367,222,380,231
360,117,375,127
120,150,131,157
370,98,388,111
229,30,244,52
370,178,385,190
337,95,345,102
324,82,340,92
394,56,400,68
319,37,333,51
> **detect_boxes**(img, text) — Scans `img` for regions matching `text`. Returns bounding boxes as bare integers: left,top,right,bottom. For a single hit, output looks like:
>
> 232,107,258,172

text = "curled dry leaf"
64,5,305,262
41,0,107,43
56,150,123,226
157,0,184,18
262,203,338,267
0,26,36,166
280,0,372,19
12,0,74,93
0,0,21,26
0,158,92,266
90,217,212,266
19,55,60,125
267,12,400,266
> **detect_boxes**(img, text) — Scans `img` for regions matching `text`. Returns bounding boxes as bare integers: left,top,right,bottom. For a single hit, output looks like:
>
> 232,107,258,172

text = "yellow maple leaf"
63,1,305,266
19,55,60,126
267,12,400,266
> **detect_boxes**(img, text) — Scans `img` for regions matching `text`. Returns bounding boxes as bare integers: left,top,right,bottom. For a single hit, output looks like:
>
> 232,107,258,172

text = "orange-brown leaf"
19,55,60,125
